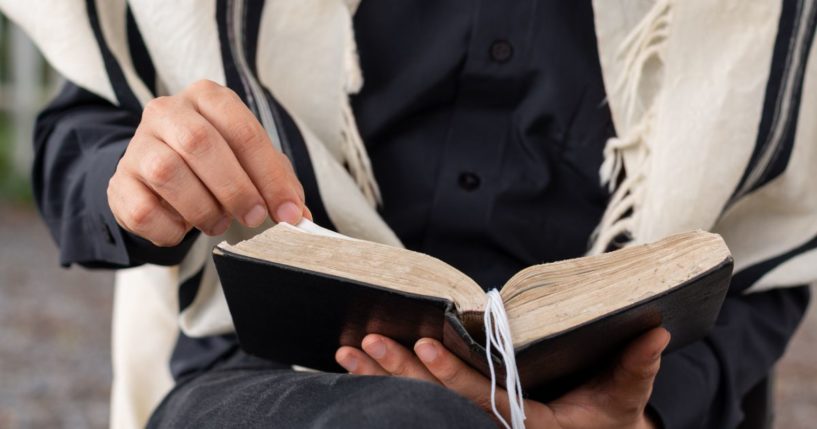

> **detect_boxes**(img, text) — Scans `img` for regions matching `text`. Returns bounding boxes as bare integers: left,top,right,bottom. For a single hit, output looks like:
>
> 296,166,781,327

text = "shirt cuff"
56,140,130,268
122,227,200,266
62,139,198,268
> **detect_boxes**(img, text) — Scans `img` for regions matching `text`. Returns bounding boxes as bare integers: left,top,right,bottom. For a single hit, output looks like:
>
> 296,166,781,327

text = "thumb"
603,327,670,420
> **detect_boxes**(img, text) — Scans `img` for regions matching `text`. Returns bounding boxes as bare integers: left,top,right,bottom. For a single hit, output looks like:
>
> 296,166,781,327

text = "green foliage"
0,113,33,204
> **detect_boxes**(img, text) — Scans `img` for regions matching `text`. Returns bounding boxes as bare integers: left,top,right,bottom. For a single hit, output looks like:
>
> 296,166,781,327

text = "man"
13,0,816,428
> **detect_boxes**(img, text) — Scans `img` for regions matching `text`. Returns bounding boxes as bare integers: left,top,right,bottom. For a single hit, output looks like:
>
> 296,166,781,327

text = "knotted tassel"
484,289,526,429
340,102,382,207
594,0,673,255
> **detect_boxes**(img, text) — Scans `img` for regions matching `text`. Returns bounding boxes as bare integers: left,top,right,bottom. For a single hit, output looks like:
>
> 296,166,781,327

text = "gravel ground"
0,203,113,429
1,203,815,429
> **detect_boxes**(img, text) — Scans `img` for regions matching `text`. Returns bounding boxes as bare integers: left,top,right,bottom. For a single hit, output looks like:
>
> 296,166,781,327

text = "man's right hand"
108,80,308,247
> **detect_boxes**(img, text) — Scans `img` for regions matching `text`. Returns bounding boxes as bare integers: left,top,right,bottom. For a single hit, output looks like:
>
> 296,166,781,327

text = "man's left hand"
335,328,669,429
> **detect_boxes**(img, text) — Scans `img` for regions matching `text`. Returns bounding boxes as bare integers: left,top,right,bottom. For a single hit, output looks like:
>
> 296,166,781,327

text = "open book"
212,222,733,396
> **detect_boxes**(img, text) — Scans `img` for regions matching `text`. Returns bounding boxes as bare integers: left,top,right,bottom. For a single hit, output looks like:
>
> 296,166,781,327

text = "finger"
184,80,305,224
359,335,438,383
141,96,269,228
108,172,190,246
414,338,510,415
604,328,670,417
128,135,230,236
278,154,305,203
335,346,389,376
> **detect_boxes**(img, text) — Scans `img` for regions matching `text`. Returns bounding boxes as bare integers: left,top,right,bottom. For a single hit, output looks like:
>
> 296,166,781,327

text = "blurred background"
0,16,815,429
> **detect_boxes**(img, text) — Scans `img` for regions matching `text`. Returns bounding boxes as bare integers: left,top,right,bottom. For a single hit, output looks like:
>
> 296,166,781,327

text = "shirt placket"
422,0,536,257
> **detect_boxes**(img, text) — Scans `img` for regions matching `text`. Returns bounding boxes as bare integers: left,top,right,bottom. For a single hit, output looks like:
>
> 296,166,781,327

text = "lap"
148,351,495,429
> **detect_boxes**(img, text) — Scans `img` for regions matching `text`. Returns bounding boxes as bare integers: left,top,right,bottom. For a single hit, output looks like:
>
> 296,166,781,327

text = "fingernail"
209,216,231,235
243,204,267,227
339,355,357,372
415,341,437,363
364,338,386,359
275,201,302,225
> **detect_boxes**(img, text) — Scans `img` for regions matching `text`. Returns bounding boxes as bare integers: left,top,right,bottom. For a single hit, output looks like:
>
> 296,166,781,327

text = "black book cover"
213,249,732,395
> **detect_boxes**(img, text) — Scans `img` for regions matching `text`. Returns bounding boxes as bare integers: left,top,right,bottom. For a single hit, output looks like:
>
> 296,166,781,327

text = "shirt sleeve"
648,284,810,429
33,81,198,269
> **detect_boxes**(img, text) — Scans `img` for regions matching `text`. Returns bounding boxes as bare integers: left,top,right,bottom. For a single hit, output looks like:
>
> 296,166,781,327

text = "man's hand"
335,328,669,429
108,80,308,246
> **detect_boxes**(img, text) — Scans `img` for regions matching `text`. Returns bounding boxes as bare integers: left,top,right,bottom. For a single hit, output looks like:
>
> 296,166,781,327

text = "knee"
318,376,495,428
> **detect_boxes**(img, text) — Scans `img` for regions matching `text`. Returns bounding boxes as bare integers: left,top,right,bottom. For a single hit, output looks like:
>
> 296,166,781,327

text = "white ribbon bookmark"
292,218,349,239
484,289,526,429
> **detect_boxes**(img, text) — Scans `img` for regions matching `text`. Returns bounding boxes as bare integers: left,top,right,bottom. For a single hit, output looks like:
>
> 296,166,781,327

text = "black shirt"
32,2,810,428
353,0,613,289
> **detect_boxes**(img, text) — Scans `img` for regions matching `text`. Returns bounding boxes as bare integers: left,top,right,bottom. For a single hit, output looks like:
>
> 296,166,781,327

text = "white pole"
10,23,39,177
0,17,5,125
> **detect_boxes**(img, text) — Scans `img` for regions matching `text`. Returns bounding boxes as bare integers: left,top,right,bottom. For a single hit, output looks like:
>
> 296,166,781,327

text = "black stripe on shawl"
268,95,339,232
85,0,142,112
238,0,297,161
728,0,817,203
729,234,817,295
216,0,334,231
244,0,296,158
178,266,205,312
229,0,324,219
215,0,251,104
244,0,265,76
126,6,156,96
170,331,239,380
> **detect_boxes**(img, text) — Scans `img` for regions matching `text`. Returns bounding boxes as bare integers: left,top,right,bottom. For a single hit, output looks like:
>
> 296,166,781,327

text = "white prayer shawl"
2,0,816,427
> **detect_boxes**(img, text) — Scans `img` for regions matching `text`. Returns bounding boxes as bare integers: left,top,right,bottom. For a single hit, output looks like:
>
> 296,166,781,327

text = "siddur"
212,221,732,398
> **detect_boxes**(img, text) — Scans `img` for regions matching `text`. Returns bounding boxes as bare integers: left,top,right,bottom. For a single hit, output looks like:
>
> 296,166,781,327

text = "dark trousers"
148,350,496,428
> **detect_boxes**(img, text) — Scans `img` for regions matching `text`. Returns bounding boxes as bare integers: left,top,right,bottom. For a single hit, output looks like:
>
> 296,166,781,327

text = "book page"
218,223,487,313
499,231,731,348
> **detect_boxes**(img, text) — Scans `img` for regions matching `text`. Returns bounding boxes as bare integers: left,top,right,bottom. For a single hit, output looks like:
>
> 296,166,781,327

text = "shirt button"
490,40,513,63
458,172,481,191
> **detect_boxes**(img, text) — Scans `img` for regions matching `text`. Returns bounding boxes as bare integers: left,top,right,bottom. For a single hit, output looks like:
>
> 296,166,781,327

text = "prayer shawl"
3,0,816,427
